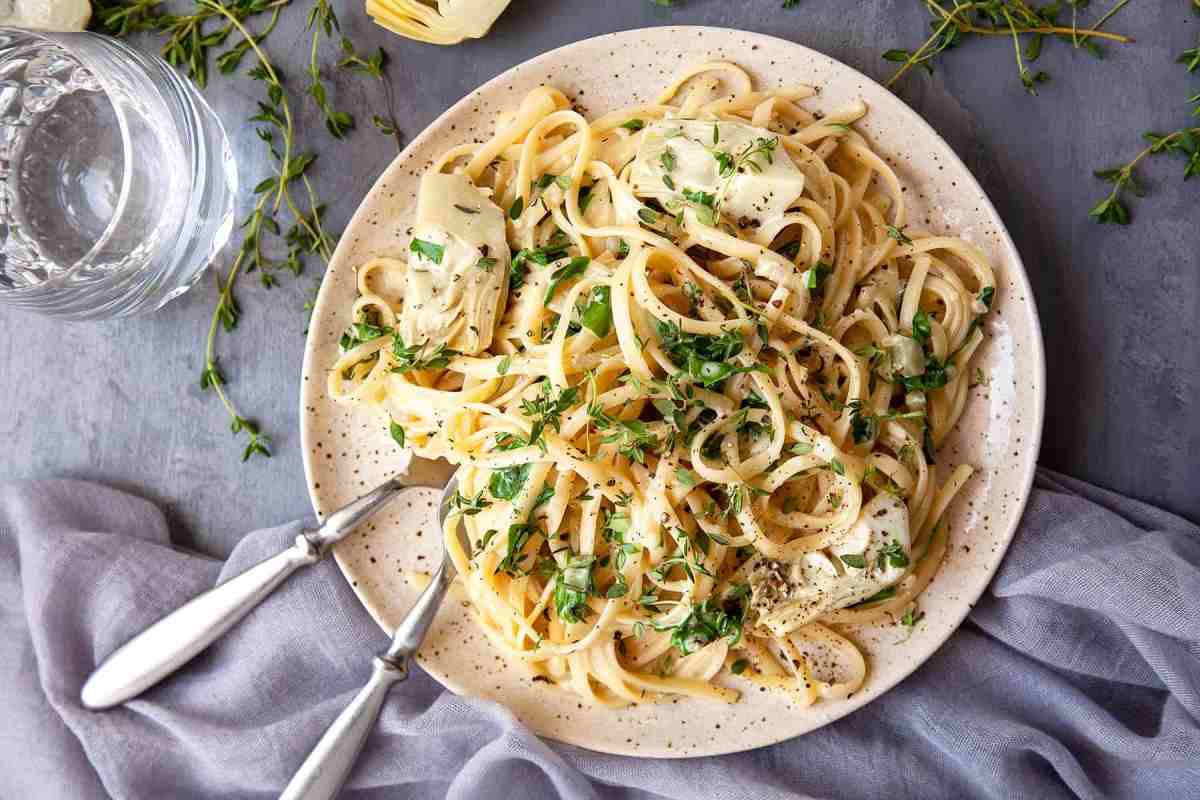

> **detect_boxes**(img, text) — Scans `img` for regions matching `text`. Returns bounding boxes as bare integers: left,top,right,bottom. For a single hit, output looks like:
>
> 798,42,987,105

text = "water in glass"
0,29,236,318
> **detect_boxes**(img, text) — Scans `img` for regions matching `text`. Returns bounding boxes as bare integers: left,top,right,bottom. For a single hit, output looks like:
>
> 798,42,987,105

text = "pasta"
328,62,995,708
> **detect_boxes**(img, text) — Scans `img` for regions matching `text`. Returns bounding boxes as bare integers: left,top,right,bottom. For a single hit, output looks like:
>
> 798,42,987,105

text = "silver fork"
80,452,455,711
279,471,469,800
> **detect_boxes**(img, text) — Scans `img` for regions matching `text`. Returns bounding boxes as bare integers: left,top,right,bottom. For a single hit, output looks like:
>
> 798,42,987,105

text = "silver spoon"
80,452,456,711
279,472,468,800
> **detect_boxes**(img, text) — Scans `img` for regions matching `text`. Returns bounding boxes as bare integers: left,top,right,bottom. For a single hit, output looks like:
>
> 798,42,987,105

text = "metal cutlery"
80,451,454,711
279,472,467,800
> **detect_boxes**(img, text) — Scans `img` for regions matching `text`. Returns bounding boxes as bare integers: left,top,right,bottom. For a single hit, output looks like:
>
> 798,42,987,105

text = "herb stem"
1090,0,1131,38
887,2,972,87
204,256,246,421
301,173,334,260
1123,128,1200,174
923,0,1132,43
199,0,292,213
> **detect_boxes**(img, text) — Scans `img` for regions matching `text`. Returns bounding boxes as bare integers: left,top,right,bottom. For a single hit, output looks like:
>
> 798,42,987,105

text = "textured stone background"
1,1,1196,556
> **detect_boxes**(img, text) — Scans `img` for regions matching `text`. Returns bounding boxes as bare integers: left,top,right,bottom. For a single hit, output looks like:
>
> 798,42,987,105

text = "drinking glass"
0,28,236,318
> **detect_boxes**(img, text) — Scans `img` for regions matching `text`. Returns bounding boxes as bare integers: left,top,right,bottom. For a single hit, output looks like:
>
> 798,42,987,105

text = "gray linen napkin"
1,469,1197,800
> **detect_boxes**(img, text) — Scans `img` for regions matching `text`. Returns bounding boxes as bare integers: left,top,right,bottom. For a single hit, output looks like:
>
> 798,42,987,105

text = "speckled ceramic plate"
300,26,1046,758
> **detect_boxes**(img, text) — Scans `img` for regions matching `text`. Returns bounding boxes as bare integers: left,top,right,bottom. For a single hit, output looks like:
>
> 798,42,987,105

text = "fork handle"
280,556,455,800
279,656,408,800
81,534,322,710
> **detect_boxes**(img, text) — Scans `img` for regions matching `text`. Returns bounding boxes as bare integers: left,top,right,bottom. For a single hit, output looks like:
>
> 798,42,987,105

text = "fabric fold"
1,471,1197,800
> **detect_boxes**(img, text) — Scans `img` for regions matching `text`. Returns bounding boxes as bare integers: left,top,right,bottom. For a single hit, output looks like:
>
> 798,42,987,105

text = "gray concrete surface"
1,1,1196,557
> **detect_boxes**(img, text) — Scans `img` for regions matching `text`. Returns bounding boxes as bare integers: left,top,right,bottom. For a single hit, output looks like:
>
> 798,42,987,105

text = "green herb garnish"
885,225,913,246
553,554,595,622
521,380,580,444
409,238,445,264
580,285,613,338
544,256,590,305
388,420,405,447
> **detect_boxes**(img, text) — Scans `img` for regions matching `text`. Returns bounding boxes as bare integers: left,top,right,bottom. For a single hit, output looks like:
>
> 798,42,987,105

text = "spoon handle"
81,534,323,710
280,558,455,800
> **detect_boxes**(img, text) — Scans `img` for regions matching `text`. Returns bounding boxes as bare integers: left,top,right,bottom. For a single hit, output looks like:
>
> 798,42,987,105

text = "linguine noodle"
328,62,994,708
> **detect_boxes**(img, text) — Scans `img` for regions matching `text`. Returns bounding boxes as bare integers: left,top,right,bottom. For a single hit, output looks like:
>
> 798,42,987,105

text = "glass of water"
0,28,236,318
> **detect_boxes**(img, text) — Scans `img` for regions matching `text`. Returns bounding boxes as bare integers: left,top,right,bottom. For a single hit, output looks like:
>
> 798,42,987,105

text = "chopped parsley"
911,309,933,343
488,433,531,501
674,467,698,487
839,553,867,569
579,285,612,338
341,318,390,350
489,463,531,502
553,554,595,623
854,586,897,606
655,320,767,388
388,420,405,447
901,605,925,629
577,184,594,214
656,586,748,656
409,237,444,264
544,256,590,305
899,356,950,392
509,241,570,292
885,225,913,246
877,540,910,570
802,260,832,291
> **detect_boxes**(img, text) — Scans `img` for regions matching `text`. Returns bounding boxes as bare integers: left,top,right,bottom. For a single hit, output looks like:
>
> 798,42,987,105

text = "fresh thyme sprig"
338,37,404,152
883,1,1133,93
93,0,290,87
1090,26,1200,224
192,0,334,459
306,0,353,138
96,0,397,459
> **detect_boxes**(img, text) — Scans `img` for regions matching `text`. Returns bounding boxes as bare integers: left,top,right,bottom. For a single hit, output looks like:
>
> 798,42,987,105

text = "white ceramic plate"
300,26,1046,758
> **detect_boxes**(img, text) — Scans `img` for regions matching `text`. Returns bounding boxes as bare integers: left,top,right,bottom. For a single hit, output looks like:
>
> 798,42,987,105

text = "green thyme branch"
193,0,339,459
1090,129,1200,224
883,1,1133,91
337,37,403,152
200,238,271,461
1000,5,1047,94
93,0,291,88
922,0,1131,43
307,0,354,138
1090,24,1200,225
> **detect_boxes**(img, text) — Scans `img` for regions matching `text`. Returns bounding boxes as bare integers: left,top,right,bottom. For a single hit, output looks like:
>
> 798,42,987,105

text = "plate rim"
300,24,1047,757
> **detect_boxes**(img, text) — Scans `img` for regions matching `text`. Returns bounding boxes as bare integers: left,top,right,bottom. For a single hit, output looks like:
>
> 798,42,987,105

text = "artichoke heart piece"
629,119,805,229
401,172,510,356
749,494,912,636
365,0,512,45
0,0,91,30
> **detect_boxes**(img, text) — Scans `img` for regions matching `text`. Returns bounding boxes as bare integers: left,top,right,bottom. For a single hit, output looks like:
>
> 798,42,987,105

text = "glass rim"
0,28,137,294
